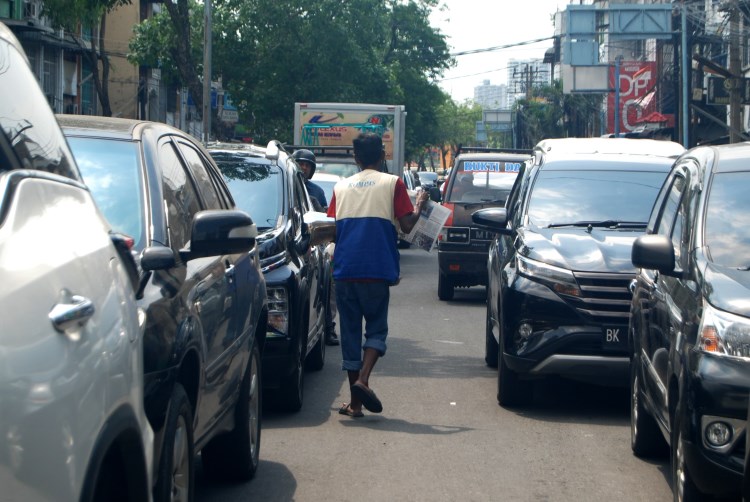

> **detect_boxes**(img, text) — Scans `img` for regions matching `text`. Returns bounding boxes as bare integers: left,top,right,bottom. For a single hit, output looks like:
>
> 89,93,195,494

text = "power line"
450,36,554,57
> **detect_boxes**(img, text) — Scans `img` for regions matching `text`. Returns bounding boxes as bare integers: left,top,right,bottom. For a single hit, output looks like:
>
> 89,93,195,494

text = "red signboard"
607,61,658,133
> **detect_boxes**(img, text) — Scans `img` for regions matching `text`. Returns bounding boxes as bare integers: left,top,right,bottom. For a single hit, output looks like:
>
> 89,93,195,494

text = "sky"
429,0,573,102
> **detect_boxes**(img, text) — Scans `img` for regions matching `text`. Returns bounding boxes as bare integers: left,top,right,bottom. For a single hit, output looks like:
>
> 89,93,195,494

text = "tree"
129,0,452,145
432,98,482,170
42,0,131,116
514,81,604,147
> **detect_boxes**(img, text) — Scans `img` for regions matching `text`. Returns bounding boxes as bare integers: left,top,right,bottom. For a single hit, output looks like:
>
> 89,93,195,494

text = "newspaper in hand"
400,189,451,252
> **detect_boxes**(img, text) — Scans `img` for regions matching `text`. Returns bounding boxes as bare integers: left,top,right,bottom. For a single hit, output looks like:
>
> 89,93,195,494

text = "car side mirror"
141,244,176,271
180,209,257,262
471,207,512,236
428,186,442,203
631,234,676,275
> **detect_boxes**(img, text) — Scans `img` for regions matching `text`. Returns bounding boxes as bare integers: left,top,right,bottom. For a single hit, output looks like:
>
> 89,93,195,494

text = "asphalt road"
196,247,672,502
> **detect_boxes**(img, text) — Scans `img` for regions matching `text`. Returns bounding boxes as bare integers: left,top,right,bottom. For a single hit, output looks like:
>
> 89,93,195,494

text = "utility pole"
202,0,212,144
729,2,742,143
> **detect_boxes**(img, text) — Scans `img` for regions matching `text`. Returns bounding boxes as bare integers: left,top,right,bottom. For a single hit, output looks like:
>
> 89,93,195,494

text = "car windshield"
447,159,521,204
66,137,146,249
705,171,750,268
316,161,359,178
211,151,283,231
527,170,667,228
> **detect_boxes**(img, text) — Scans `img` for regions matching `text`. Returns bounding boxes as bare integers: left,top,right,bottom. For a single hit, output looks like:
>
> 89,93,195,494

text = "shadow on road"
195,458,296,501
337,414,474,435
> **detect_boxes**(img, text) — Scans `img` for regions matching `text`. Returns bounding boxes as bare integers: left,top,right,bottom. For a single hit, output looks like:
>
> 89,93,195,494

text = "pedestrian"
292,148,327,211
326,132,429,418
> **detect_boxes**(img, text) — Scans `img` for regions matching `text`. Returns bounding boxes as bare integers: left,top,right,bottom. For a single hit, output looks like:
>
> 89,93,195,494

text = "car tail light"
443,202,454,227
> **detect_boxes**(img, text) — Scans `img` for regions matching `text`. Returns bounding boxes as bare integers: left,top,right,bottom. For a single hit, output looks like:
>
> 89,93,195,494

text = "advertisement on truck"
294,102,406,177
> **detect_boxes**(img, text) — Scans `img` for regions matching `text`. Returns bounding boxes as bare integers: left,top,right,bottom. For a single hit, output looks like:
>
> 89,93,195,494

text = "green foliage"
127,3,203,87
514,80,604,148
128,0,453,147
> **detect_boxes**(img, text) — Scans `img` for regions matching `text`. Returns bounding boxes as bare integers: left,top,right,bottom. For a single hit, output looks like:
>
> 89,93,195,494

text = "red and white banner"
607,61,657,133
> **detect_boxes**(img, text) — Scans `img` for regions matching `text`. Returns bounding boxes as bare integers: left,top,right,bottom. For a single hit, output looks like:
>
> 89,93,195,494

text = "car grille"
568,271,633,324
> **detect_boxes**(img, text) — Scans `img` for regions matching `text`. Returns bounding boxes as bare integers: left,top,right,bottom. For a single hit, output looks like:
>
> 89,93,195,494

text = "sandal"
338,403,364,418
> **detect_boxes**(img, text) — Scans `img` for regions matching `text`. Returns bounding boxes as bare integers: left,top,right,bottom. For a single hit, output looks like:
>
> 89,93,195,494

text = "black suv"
630,143,750,500
209,142,335,412
59,115,267,501
472,138,685,407
437,147,532,300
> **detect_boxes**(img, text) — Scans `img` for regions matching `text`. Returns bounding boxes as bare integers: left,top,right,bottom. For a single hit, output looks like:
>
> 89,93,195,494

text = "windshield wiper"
547,220,647,229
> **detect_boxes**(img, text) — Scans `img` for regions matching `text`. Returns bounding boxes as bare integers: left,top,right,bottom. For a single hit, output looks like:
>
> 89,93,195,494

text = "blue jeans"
335,280,389,371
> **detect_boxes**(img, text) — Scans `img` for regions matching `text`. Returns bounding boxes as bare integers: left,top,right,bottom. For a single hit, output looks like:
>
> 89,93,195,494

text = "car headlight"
517,254,581,297
260,251,286,273
698,303,750,358
267,286,288,337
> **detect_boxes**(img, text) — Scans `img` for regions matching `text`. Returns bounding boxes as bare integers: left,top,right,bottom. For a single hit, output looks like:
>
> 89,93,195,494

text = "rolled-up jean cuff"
363,338,387,357
342,359,363,371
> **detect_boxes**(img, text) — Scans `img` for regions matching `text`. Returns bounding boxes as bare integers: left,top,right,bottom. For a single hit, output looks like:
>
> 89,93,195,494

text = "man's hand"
399,188,431,235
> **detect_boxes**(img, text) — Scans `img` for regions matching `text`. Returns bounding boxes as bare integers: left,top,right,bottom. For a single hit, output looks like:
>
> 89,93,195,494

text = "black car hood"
704,262,750,317
520,227,643,273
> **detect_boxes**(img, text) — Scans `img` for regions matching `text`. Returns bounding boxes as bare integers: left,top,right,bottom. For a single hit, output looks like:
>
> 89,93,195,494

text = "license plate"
471,228,494,241
602,325,627,352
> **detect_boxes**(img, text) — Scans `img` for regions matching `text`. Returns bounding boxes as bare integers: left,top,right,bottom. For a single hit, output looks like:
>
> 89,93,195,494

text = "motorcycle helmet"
292,149,317,177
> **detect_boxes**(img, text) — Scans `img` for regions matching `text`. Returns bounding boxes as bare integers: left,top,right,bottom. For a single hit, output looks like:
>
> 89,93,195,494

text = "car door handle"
49,295,95,333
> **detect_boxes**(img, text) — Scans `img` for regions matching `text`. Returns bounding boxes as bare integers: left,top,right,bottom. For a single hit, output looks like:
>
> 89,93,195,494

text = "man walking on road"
326,133,429,417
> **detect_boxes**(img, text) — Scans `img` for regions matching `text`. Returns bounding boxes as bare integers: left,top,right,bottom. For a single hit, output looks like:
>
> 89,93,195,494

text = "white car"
0,23,152,502
311,172,344,205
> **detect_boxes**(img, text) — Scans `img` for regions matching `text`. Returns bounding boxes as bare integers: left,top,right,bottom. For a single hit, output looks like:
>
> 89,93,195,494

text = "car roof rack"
284,144,356,158
456,146,533,156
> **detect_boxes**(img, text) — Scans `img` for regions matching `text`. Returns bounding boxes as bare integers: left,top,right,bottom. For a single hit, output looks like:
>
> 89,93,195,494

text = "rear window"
446,159,522,204
211,151,284,231
527,169,667,228
66,137,145,248
705,171,750,268
316,161,359,178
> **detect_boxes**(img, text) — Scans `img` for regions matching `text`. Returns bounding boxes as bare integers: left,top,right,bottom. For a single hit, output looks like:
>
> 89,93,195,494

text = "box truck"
293,102,406,177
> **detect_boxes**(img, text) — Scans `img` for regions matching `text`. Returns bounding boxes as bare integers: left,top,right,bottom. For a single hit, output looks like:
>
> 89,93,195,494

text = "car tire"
438,272,454,301
497,322,530,407
630,356,667,458
202,341,262,482
305,326,326,372
154,383,194,502
484,302,498,368
672,397,702,502
275,332,304,412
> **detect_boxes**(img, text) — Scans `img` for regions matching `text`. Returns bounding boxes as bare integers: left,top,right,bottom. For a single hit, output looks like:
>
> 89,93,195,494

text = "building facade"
473,80,508,109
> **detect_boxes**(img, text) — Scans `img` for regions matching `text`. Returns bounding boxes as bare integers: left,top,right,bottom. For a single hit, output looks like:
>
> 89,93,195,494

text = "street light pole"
681,1,689,147
202,0,212,144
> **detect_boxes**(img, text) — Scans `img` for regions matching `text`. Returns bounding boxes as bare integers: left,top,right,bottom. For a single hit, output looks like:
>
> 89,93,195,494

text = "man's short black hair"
353,133,384,167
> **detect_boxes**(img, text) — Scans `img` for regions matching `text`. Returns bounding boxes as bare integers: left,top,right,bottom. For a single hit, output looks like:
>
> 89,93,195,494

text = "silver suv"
0,22,152,501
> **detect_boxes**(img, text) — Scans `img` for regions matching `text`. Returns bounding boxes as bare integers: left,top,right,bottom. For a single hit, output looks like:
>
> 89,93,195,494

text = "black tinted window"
212,151,283,231
177,141,222,210
705,171,750,267
160,142,201,249
655,175,685,237
0,42,78,179
527,170,667,227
